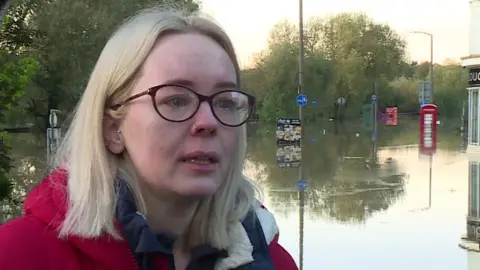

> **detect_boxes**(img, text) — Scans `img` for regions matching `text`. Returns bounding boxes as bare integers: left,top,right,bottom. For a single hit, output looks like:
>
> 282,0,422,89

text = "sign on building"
468,68,480,87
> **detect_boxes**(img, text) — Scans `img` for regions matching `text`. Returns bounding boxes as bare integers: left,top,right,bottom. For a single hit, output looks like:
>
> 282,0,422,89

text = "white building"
460,1,480,262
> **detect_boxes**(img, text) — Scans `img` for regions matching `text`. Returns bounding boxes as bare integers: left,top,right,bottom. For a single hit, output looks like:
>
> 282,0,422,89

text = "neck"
140,186,199,236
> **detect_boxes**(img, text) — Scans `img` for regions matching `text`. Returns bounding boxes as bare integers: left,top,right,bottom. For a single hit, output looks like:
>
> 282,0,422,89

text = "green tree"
431,61,467,117
0,53,38,200
316,13,406,118
1,0,200,130
0,0,200,199
388,61,467,117
388,75,421,112
243,20,333,122
243,12,407,122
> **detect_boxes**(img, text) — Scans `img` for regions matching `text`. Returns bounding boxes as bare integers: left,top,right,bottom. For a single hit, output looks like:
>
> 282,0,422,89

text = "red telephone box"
386,107,398,126
420,104,438,155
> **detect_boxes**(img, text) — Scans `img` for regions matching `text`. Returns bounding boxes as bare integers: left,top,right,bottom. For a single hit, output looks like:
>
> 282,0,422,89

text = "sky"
201,0,470,68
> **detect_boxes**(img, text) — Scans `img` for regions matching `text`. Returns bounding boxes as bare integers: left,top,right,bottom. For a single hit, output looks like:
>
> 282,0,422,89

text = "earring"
117,130,121,133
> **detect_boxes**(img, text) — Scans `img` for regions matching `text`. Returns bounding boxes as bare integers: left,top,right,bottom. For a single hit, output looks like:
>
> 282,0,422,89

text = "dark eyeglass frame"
110,84,256,127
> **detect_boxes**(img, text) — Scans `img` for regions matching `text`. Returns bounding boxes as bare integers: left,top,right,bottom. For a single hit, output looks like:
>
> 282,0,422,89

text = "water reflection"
298,190,305,270
248,120,412,224
459,161,480,268
2,117,470,269
246,117,467,269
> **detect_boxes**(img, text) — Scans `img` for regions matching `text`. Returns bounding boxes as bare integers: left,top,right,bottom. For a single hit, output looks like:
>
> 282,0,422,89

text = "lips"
180,151,220,165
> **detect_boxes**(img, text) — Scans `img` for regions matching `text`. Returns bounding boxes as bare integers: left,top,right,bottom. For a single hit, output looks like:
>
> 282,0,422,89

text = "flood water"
2,117,474,269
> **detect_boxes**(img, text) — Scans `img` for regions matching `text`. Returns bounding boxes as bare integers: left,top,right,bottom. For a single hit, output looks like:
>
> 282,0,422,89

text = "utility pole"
430,34,434,97
412,31,434,99
298,0,305,121
298,1,305,270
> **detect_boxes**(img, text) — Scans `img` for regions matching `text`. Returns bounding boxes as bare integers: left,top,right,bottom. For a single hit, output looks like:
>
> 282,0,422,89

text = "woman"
0,7,298,270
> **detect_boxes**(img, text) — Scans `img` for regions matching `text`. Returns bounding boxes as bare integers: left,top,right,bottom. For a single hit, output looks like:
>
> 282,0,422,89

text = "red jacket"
0,170,298,270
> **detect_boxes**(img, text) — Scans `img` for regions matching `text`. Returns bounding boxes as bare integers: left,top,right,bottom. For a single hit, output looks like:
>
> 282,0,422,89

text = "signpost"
362,104,373,131
419,81,433,105
337,97,346,105
371,94,378,145
296,94,307,107
296,179,308,191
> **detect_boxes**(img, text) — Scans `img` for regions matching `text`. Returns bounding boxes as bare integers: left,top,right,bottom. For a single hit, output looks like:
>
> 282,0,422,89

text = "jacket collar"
115,178,224,267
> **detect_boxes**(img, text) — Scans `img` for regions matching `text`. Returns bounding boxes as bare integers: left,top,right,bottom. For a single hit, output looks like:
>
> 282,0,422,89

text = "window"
470,162,480,218
469,89,480,145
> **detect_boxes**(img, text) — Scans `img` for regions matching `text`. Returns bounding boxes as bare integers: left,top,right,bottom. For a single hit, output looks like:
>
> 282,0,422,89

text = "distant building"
460,1,480,262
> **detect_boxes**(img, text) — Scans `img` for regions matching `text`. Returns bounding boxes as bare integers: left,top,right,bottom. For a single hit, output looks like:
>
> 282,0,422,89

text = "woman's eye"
162,96,190,107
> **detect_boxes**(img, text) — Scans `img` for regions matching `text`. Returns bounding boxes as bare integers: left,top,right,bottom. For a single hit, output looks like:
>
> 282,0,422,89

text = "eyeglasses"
110,84,256,127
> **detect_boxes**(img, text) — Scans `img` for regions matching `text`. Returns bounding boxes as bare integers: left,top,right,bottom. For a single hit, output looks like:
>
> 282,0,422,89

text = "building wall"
471,1,480,56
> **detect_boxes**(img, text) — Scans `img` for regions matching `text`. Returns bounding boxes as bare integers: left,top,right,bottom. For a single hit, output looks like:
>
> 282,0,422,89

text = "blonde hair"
55,7,257,250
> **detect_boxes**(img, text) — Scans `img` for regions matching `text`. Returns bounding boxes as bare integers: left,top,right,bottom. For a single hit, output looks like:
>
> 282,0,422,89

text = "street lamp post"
412,31,434,98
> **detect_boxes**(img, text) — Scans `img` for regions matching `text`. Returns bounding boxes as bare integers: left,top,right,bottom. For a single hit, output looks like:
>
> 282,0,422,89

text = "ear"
103,114,125,154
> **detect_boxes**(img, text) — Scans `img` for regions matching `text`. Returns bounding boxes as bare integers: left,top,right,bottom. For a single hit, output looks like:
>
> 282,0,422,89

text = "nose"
190,102,218,136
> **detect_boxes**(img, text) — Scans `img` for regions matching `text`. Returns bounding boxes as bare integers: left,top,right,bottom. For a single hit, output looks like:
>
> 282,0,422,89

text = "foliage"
242,12,466,122
0,52,38,200
1,0,201,130
0,53,38,120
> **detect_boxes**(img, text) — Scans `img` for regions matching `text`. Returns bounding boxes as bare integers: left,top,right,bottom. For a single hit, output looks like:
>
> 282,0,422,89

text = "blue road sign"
371,94,377,105
296,180,308,191
296,94,307,107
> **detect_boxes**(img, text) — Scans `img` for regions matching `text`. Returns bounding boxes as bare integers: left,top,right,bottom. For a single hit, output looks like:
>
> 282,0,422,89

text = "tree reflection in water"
246,118,460,224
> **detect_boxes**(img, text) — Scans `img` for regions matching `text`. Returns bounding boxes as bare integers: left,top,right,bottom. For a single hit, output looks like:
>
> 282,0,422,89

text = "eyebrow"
162,78,238,89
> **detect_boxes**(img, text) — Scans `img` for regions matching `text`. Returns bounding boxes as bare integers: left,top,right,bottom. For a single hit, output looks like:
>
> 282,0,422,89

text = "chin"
176,182,220,198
